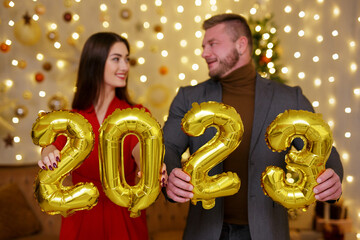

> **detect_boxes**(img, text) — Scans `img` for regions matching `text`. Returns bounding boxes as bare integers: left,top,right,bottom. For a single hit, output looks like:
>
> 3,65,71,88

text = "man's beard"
209,48,239,79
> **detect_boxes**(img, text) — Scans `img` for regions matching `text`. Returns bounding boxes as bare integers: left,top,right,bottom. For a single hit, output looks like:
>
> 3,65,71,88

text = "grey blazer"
163,74,343,240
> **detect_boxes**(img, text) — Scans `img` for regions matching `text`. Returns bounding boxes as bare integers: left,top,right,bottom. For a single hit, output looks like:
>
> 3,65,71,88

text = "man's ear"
235,36,248,55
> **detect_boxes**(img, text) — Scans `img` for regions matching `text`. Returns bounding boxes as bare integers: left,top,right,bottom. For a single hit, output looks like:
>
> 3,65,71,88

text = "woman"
38,32,166,240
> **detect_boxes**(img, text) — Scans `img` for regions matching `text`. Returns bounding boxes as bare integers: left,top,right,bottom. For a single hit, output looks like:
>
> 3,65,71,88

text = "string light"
161,50,168,57
39,91,46,97
284,6,292,13
100,4,107,11
332,30,339,37
138,57,145,64
194,48,201,56
12,117,19,124
174,22,182,30
346,175,354,183
294,52,301,58
298,72,305,79
160,17,167,24
177,5,184,13
312,101,320,107
190,80,198,86
178,73,186,80
192,64,199,71
314,78,321,86
284,25,291,33
140,75,147,83
329,98,335,105
143,22,150,28
140,4,147,12
316,35,323,42
36,53,44,61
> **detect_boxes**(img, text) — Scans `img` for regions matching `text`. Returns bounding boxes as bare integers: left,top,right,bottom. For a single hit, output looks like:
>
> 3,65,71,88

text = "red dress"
53,97,148,240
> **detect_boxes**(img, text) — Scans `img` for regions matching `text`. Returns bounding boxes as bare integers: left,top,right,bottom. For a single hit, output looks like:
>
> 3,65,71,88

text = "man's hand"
313,168,342,201
166,168,194,203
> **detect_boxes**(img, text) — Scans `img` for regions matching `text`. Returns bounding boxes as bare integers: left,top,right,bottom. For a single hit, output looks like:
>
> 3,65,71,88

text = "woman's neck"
95,87,115,123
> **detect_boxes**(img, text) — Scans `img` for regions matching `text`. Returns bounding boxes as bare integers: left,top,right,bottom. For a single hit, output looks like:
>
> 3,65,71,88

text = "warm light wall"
0,0,359,238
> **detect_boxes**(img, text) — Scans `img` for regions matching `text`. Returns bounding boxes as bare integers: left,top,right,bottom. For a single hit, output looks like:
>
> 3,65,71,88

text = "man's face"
201,23,240,78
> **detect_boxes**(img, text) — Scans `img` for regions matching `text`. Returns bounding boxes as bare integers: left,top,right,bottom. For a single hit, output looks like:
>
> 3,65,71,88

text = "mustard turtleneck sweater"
220,61,256,225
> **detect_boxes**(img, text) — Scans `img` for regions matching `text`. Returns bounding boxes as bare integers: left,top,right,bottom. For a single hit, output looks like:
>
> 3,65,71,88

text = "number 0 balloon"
261,110,333,210
181,102,243,209
99,108,164,218
31,111,99,217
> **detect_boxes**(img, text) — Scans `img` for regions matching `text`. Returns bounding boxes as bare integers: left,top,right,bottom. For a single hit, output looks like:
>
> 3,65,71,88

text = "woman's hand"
38,145,60,171
160,163,168,188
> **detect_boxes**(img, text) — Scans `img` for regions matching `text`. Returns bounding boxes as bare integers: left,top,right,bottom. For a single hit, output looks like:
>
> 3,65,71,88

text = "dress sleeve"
52,135,67,150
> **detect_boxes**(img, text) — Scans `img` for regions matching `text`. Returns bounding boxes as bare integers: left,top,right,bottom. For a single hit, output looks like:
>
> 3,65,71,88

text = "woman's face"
103,41,130,89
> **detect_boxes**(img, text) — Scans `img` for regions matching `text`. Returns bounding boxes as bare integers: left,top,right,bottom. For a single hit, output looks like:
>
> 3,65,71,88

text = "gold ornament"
181,102,244,209
31,110,98,217
14,105,28,118
18,60,27,69
47,31,58,41
35,4,46,15
14,12,41,46
261,110,333,211
47,94,68,111
99,108,164,218
146,84,170,108
120,8,132,20
23,90,33,100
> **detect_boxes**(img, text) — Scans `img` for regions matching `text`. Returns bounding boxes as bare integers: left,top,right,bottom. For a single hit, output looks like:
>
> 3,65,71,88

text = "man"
163,13,343,240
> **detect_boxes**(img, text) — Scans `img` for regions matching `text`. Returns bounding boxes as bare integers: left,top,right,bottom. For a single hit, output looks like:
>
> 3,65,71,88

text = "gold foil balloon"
181,102,244,209
261,110,333,210
99,108,164,218
31,111,99,217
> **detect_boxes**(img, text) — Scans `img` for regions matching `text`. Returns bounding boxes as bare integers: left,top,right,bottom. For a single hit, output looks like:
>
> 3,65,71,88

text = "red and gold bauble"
42,62,52,71
63,12,72,22
0,42,10,53
35,72,45,82
159,66,168,75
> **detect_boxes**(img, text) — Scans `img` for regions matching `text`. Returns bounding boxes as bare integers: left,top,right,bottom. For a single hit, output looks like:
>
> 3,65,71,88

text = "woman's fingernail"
42,166,46,170
53,163,57,168
162,178,165,183
162,170,166,175
56,156,60,162
49,165,53,171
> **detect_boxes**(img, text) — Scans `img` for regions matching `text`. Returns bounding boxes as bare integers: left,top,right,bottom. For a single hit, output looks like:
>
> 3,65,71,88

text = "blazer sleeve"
294,86,344,182
163,87,191,174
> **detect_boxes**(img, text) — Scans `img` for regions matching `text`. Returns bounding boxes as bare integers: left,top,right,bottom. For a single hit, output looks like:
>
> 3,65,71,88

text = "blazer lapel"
249,75,274,158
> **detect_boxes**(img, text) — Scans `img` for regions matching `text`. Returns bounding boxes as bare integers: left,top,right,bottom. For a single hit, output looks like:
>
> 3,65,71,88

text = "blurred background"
0,0,359,239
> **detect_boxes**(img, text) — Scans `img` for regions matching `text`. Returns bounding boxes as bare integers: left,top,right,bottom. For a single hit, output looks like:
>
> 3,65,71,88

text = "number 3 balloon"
99,108,164,218
31,111,99,217
181,102,244,210
261,110,333,210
